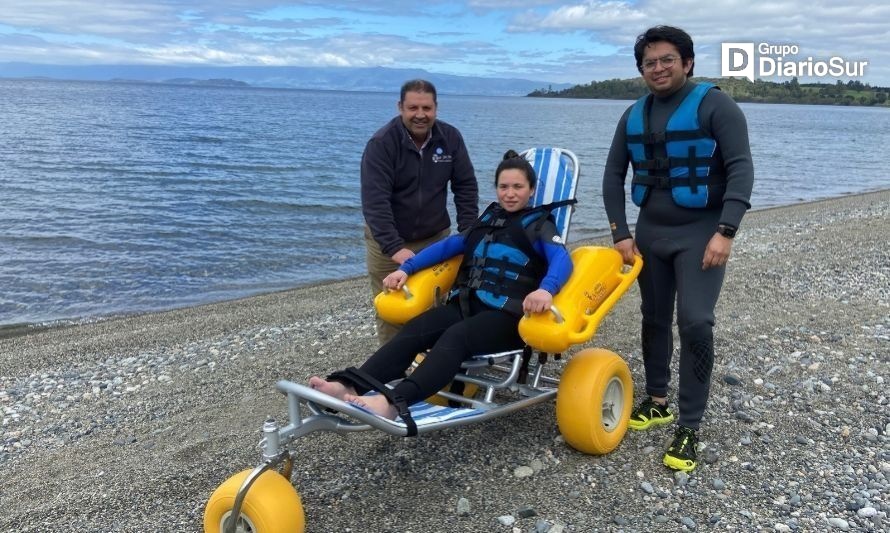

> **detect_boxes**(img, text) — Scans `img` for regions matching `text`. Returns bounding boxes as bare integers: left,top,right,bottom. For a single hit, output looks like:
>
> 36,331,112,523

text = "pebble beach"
1,189,887,532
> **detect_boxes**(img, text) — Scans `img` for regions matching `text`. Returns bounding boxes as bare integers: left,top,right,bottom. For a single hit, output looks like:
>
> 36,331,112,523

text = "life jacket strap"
635,155,715,171
627,129,706,145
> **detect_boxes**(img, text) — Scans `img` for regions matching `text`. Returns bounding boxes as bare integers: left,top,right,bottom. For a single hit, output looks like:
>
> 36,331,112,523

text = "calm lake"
1,79,887,326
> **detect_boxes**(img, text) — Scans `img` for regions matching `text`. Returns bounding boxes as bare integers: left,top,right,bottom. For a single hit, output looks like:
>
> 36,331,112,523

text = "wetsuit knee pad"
679,322,714,384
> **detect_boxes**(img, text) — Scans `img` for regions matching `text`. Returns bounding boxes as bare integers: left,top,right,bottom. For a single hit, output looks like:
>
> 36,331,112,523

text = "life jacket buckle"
651,157,670,170
643,131,667,144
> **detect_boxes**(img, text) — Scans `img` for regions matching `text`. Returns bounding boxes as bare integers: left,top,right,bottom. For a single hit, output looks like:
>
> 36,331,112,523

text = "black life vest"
454,200,572,317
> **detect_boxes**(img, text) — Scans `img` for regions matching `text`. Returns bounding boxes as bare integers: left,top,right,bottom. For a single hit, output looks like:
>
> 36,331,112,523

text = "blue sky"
1,1,888,85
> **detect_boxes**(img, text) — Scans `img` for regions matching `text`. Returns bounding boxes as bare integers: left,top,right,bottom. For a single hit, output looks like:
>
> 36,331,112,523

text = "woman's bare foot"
344,393,399,420
308,376,356,401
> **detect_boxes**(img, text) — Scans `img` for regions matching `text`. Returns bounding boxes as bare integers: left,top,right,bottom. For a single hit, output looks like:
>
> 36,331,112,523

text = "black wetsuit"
602,80,754,430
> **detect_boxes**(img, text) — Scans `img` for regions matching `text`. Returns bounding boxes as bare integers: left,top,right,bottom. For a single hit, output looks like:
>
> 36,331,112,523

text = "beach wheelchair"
203,147,643,533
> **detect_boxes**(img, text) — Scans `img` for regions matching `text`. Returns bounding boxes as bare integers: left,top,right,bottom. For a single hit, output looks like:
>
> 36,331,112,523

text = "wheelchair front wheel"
556,348,632,455
204,468,305,533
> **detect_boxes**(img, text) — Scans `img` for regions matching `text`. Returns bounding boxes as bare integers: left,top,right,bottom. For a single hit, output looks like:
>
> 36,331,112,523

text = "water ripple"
0,79,886,326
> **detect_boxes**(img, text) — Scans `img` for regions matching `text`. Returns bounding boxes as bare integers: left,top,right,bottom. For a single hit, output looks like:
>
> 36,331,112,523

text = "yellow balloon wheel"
204,469,305,533
556,348,633,455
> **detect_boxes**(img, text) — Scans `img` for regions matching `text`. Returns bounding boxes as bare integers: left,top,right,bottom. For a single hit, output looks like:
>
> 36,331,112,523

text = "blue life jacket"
454,201,568,317
626,82,725,208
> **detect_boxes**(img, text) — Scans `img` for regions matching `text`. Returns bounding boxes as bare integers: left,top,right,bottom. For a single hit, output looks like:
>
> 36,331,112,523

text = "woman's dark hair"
495,149,536,189
400,79,437,104
633,25,695,76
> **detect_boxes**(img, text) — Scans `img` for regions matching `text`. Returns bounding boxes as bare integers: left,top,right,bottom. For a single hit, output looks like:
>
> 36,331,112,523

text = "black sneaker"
628,398,675,430
663,426,698,472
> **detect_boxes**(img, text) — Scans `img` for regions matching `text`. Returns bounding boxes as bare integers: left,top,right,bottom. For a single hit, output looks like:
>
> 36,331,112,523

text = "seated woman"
309,149,573,423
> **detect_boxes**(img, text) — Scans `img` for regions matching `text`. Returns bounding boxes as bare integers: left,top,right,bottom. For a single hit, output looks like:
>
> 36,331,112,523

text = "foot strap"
328,367,418,437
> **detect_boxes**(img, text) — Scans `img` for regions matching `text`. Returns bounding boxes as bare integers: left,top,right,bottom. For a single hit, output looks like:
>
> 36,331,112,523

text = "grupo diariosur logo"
721,43,868,82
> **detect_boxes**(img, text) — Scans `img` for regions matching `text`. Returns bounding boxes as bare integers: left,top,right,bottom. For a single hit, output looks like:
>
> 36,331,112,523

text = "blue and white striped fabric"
353,391,482,426
522,147,579,242
392,401,482,428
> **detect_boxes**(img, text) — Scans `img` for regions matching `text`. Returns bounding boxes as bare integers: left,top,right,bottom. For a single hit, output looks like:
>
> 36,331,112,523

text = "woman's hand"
523,288,553,315
382,270,408,290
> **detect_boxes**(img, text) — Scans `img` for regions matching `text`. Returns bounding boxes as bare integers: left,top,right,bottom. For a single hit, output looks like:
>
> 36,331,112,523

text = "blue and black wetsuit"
602,80,754,430
345,203,572,407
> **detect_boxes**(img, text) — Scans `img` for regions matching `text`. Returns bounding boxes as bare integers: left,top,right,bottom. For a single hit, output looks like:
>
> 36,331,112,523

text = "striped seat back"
522,147,580,242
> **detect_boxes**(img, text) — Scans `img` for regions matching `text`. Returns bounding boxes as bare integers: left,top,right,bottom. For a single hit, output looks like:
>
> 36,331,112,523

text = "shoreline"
0,189,887,531
3,187,887,342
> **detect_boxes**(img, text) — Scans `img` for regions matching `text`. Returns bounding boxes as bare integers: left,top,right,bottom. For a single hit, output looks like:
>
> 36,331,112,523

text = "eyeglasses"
641,55,679,71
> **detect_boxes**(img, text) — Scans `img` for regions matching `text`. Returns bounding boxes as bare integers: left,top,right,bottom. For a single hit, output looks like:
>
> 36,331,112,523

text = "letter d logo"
722,42,755,82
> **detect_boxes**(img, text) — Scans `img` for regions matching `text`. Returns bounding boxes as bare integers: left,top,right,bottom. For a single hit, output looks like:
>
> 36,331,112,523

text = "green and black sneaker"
663,426,698,472
628,398,675,430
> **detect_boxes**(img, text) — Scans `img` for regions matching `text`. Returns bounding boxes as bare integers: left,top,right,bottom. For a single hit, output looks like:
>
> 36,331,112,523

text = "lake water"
1,79,887,327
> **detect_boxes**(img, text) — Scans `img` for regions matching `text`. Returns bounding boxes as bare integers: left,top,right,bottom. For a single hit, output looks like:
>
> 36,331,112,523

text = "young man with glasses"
601,26,754,472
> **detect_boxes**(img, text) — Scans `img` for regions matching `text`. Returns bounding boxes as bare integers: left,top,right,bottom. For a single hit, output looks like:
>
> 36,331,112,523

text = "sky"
0,1,888,86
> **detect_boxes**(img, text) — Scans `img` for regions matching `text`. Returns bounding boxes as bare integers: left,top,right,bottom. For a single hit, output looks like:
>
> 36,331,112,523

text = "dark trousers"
364,226,451,346
355,297,523,405
636,211,725,430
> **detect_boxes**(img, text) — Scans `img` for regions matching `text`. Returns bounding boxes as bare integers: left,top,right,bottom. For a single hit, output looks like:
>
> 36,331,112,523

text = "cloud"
504,1,889,82
511,0,645,33
0,1,885,85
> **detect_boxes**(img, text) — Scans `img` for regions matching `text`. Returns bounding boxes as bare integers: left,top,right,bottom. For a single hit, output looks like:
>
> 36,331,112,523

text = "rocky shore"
1,190,887,532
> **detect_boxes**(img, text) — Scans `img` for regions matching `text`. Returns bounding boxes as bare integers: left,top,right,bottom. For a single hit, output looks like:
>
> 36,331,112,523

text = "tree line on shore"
529,77,890,107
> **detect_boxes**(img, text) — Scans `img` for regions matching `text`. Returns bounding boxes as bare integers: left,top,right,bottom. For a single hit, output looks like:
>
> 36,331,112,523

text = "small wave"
212,198,362,213
0,234,101,247
185,135,224,144
186,161,299,172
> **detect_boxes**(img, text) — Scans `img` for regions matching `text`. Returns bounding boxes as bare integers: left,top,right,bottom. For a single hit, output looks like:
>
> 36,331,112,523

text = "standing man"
362,79,479,345
602,26,754,472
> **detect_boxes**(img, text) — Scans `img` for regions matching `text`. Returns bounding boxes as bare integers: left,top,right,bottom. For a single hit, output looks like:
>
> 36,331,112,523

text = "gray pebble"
674,471,689,487
735,410,755,422
517,506,536,519
827,517,849,530
724,374,742,385
497,515,516,526
514,466,534,478
702,446,719,464
456,497,470,517
856,506,877,518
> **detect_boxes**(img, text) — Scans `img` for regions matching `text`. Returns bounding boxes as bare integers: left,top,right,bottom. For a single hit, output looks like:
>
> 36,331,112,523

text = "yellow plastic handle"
566,254,643,344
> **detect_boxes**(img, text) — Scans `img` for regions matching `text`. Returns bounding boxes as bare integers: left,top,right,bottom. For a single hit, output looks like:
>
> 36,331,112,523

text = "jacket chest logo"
431,146,452,163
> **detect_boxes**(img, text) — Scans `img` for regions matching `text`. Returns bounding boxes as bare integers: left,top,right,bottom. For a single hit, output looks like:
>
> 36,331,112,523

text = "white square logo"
721,42,755,82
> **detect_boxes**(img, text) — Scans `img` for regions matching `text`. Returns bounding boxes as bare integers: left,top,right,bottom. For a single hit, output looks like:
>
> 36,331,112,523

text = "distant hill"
0,63,571,96
529,76,890,106
162,78,249,87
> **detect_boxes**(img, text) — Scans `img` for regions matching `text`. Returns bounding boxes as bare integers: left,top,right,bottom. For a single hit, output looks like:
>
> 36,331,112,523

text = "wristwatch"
717,224,737,239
